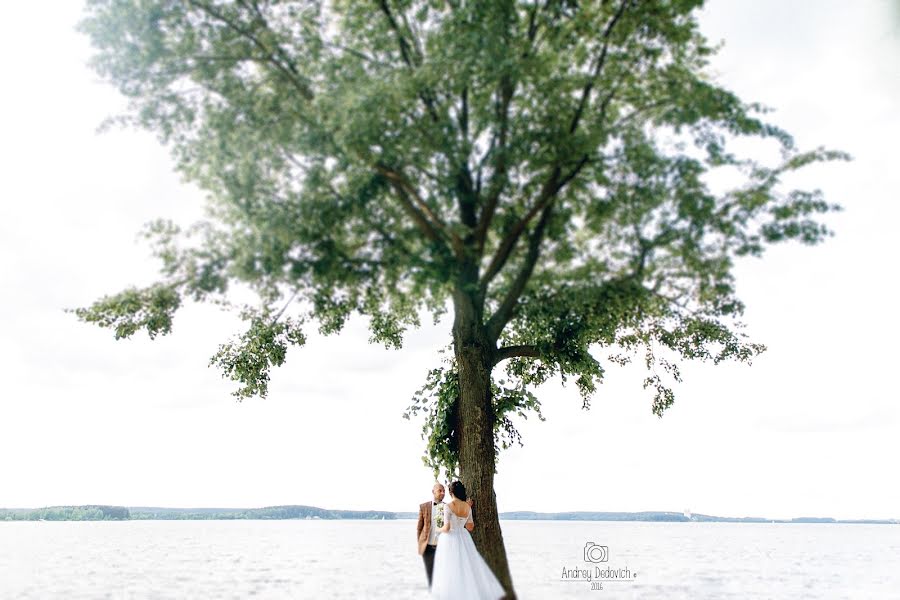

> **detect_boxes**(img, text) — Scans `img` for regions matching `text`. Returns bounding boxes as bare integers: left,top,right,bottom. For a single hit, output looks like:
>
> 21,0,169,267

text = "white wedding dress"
430,503,505,600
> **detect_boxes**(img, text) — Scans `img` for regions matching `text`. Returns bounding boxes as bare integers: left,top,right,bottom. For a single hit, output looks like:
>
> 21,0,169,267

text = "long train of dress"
429,503,505,600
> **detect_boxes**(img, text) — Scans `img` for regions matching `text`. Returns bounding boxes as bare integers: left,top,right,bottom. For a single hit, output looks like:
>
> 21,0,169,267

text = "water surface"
1,520,897,598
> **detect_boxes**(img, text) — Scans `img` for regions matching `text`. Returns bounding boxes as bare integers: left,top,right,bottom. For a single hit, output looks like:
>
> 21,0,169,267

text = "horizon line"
1,503,896,522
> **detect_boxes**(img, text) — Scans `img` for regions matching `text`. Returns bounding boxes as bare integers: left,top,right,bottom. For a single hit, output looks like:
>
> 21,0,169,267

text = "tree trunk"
453,289,517,599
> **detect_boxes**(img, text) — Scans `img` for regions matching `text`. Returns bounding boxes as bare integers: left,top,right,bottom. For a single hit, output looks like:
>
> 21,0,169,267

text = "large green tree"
76,1,844,596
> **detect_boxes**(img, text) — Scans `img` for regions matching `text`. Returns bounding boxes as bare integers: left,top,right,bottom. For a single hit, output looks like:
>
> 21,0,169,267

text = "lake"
1,520,898,598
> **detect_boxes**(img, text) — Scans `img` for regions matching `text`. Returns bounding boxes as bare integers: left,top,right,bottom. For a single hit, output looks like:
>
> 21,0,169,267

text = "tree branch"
455,86,479,234
521,0,558,60
325,180,432,272
481,150,591,341
569,0,629,134
188,0,314,100
612,98,671,130
494,344,542,365
376,168,440,239
324,41,389,67
378,0,442,124
474,78,515,253
480,155,590,289
456,166,478,231
459,86,469,143
376,164,464,257
480,165,560,290
477,1,630,291
377,0,417,67
486,199,555,342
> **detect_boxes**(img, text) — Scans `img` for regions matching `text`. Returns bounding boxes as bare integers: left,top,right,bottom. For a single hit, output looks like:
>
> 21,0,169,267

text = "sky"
0,1,898,520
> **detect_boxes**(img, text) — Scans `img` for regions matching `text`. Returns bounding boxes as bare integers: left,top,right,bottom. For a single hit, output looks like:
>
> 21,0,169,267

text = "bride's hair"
448,480,467,501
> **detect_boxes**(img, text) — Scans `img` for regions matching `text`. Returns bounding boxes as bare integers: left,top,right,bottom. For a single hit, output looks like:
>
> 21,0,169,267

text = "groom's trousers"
423,543,437,586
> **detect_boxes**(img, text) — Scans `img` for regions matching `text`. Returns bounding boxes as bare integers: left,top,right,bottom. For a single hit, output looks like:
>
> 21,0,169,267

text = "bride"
430,481,506,600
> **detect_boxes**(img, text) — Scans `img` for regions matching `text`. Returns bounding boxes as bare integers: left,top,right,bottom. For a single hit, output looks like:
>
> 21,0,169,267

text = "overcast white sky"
1,1,897,520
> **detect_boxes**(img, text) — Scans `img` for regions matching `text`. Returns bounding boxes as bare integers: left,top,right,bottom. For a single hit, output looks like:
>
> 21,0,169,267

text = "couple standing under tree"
417,481,505,599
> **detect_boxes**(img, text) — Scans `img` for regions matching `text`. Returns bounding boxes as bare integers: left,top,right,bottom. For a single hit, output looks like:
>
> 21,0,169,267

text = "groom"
417,482,474,587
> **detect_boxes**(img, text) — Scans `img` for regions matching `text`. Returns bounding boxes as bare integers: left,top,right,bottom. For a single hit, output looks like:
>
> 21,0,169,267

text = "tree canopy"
76,0,844,475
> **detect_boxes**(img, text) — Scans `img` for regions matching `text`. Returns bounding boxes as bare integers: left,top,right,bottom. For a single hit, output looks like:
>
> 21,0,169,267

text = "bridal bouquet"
434,502,445,528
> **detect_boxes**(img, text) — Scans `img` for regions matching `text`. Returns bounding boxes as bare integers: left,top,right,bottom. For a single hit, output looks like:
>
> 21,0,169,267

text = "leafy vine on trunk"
404,352,545,479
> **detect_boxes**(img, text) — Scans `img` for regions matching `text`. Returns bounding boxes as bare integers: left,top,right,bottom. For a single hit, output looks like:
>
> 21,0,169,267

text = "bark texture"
452,282,516,599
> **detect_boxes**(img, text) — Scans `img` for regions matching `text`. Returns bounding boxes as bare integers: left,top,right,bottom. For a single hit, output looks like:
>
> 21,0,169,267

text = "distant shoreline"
1,505,896,524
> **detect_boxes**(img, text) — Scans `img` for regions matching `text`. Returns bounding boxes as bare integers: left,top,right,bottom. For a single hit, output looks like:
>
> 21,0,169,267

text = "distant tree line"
0,505,130,521
1,506,893,524
0,505,396,521
129,505,397,520
0,505,398,521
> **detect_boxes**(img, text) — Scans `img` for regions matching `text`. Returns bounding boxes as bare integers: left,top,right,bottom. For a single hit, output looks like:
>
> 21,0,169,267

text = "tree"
75,1,845,597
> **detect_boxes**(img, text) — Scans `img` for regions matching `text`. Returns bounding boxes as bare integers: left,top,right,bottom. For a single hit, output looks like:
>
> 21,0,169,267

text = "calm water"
1,519,898,599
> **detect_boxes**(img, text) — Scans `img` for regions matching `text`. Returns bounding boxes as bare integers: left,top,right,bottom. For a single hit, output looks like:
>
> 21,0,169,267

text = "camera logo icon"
584,542,609,563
